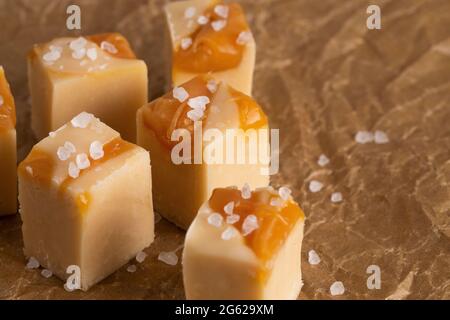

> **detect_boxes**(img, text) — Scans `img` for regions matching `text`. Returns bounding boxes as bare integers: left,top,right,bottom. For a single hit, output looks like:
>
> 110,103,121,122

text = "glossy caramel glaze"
0,67,16,131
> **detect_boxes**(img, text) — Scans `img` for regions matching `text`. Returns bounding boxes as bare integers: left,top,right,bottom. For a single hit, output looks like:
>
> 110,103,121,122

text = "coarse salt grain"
71,112,94,128
309,180,323,193
374,130,389,144
236,31,252,45
41,269,53,278
86,47,98,61
187,108,204,121
64,141,76,154
26,257,40,269
180,37,193,50
242,214,259,236
184,6,196,19
211,19,227,31
224,201,234,215
188,96,210,110
318,154,330,167
355,131,374,144
279,186,291,201
197,15,209,25
173,86,189,102
127,264,137,273
206,79,218,93
221,226,238,240
308,249,321,265
100,41,118,54
57,146,71,161
43,50,61,62
76,153,90,170
226,214,240,225
49,45,63,53
270,197,284,208
89,140,104,160
214,4,229,18
158,251,179,266
331,192,343,203
135,251,147,263
70,37,87,51
207,213,223,228
72,48,86,60
330,281,345,296
68,161,80,178
241,183,252,199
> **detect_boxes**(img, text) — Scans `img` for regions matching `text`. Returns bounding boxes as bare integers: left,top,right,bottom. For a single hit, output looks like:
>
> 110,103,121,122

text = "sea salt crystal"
221,226,238,240
57,146,71,161
69,37,87,51
100,41,118,54
0,95,3,106
309,180,323,193
211,19,227,32
135,251,147,263
308,249,321,265
86,48,98,61
64,141,76,154
279,186,291,201
43,50,61,62
242,214,259,236
184,6,196,19
71,48,86,60
330,281,345,296
127,264,137,273
76,153,90,170
224,201,234,215
68,161,80,178
241,183,252,199
49,45,63,53
26,257,40,269
207,213,223,228
187,108,204,121
214,4,229,18
226,214,240,225
236,31,252,45
197,15,209,25
71,112,94,128
206,79,218,93
181,37,193,50
89,141,104,160
331,192,343,203
374,130,389,144
41,269,53,278
355,131,374,144
188,96,210,110
173,86,189,103
158,251,179,266
270,197,284,208
318,154,329,167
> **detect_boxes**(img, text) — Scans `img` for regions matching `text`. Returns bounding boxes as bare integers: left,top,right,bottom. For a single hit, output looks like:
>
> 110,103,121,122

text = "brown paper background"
0,0,449,299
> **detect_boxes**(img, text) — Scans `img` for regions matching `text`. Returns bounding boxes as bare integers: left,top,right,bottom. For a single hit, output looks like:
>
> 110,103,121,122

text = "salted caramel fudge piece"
183,186,305,299
165,0,255,95
18,113,154,290
0,67,17,215
28,33,148,142
137,75,269,229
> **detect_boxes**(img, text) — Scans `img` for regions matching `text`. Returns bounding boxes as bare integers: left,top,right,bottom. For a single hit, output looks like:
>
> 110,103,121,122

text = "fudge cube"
183,186,305,299
0,66,17,215
165,0,255,95
137,75,269,229
28,33,148,142
18,112,154,290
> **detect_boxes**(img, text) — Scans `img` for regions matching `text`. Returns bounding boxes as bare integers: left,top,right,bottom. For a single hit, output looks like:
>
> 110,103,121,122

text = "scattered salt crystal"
180,37,193,50
187,108,204,121
374,130,389,144
76,153,90,170
26,257,40,269
69,37,87,51
41,269,53,278
211,19,227,32
135,251,147,263
221,226,238,240
224,201,234,215
158,251,179,266
187,96,210,110
100,41,118,54
242,215,259,236
226,214,240,225
214,4,229,18
64,141,76,154
330,281,345,296
25,166,33,176
0,95,3,106
355,131,374,144
127,264,137,273
206,79,217,93
43,50,61,62
279,186,291,201
89,141,104,160
308,249,321,265
71,112,94,128
173,86,189,103
331,192,343,203
184,6,196,19
236,31,252,45
49,45,63,53
207,213,223,228
197,15,209,25
68,161,80,178
57,146,71,161
270,197,284,208
241,183,252,199
309,180,323,193
71,48,86,60
86,48,97,61
318,154,329,167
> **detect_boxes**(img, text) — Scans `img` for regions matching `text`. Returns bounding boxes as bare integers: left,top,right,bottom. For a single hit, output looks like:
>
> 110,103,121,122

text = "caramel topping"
0,68,16,131
208,188,304,281
173,3,250,73
86,33,136,59
228,87,268,130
